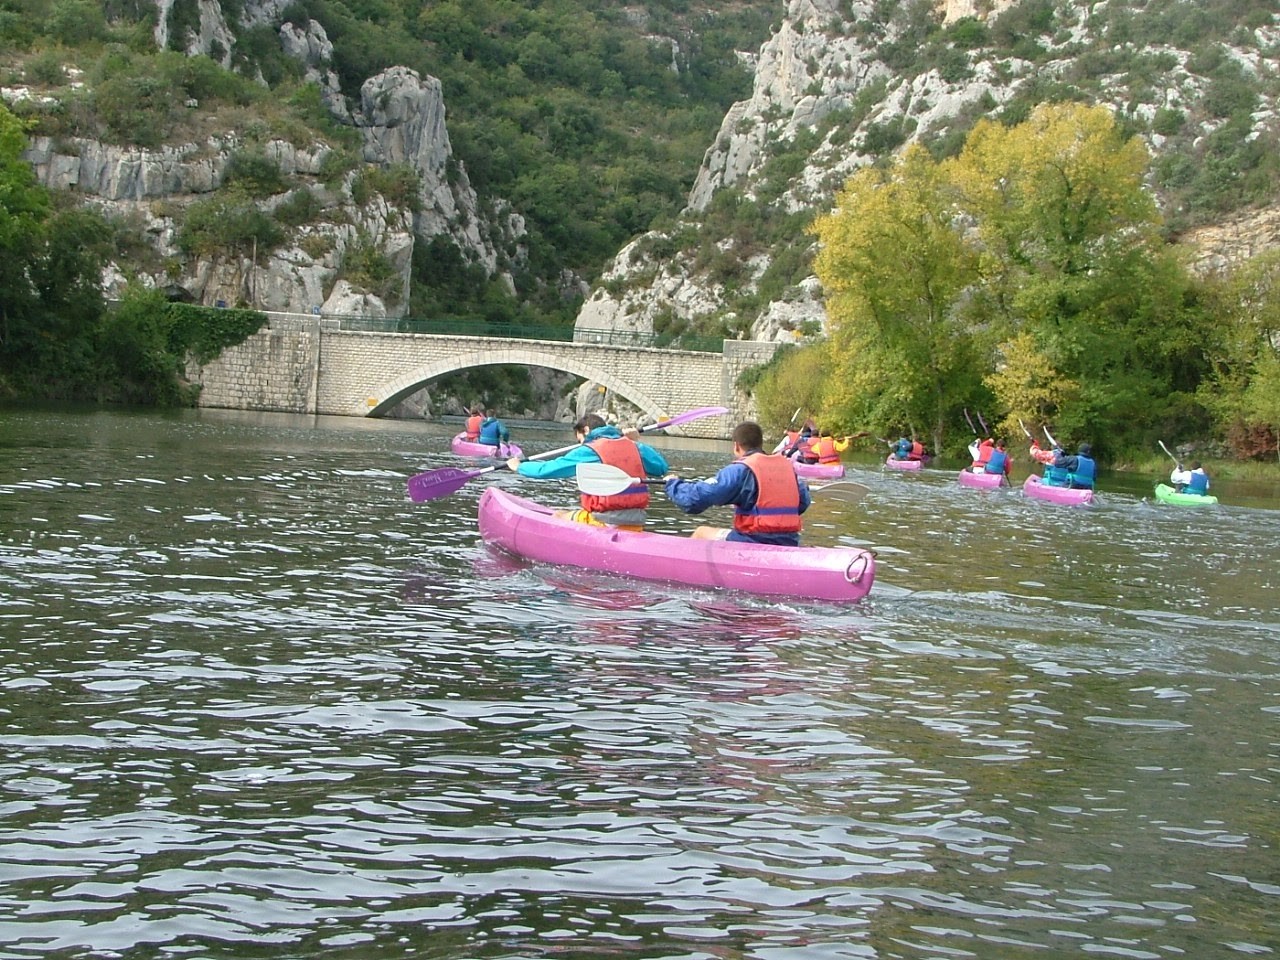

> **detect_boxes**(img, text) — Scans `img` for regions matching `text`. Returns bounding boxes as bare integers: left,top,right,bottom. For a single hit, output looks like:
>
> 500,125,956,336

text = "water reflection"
0,408,1276,958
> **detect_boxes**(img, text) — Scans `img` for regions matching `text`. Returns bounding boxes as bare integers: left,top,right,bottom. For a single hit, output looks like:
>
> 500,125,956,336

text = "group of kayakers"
968,437,1012,478
505,416,811,546
463,407,512,448
772,420,852,466
1028,438,1096,490
472,409,1215,548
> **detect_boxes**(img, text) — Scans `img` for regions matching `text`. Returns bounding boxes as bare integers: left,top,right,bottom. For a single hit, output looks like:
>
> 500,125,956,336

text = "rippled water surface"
1,408,1277,959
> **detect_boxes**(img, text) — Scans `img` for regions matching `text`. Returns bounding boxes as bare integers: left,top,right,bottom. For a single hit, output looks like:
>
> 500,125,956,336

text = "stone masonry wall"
189,319,775,439
187,320,320,413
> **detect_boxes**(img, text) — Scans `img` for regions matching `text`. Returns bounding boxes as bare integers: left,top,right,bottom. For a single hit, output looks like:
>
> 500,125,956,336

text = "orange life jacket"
811,436,840,464
465,415,482,440
972,438,993,469
910,441,925,460
580,437,649,514
733,453,802,536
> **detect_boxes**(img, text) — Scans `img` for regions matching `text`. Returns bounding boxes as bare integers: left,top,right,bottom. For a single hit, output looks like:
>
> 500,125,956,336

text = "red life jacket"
972,438,993,469
733,453,802,536
465,415,482,440
811,436,840,464
580,437,649,514
910,441,925,460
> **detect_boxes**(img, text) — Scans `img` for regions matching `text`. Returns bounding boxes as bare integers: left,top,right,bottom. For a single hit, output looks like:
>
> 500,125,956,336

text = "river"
0,407,1276,959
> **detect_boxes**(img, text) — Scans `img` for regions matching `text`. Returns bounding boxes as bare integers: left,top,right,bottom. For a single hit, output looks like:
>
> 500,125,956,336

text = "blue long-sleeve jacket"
515,425,669,479
478,417,510,445
664,451,811,546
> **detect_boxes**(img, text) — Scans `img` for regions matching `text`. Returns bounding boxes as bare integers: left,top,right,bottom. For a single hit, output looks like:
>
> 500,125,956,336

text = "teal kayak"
1154,483,1218,506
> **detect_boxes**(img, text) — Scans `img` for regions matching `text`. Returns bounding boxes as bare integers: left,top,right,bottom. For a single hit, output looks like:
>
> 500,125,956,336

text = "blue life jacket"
1043,464,1070,486
894,439,911,460
1186,470,1209,495
478,417,506,445
1069,455,1096,489
984,449,1008,475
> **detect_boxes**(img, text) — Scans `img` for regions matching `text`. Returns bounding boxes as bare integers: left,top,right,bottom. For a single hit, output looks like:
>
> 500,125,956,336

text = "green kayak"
1154,483,1218,506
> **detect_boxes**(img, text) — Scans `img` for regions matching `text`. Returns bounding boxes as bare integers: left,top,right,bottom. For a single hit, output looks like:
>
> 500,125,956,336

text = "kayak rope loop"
844,551,875,585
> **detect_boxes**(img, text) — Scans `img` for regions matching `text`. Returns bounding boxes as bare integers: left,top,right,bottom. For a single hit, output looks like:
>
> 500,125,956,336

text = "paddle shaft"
1158,440,1182,468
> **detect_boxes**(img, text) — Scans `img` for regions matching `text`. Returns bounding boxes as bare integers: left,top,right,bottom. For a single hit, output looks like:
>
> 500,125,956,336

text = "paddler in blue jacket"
664,421,811,546
1050,442,1096,489
506,414,668,531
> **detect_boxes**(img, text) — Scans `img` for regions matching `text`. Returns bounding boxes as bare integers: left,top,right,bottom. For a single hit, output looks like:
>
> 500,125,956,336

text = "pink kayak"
451,432,523,459
958,469,1007,490
792,460,845,480
1023,474,1094,505
477,487,876,603
885,456,923,471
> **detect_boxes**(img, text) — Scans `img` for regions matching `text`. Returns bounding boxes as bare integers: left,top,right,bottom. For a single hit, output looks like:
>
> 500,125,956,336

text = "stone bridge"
186,315,781,439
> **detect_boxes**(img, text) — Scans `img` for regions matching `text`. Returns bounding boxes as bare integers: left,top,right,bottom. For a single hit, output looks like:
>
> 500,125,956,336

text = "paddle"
963,408,979,436
977,411,990,435
1017,418,1034,440
575,462,870,503
1043,425,1060,449
407,406,729,502
1158,439,1182,469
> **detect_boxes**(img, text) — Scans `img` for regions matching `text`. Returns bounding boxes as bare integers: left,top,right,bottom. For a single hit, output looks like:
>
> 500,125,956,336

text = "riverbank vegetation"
0,106,265,403
752,103,1279,465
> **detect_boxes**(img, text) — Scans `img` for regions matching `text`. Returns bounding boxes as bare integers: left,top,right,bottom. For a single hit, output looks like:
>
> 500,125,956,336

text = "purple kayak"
958,468,1007,490
451,432,523,459
792,460,845,480
477,488,876,603
885,456,923,471
1023,474,1094,505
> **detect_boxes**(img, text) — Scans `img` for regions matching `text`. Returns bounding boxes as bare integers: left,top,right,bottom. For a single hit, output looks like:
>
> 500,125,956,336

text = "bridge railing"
322,314,725,353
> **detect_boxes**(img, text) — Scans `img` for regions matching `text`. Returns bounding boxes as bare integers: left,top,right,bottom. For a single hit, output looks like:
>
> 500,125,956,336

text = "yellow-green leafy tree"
947,102,1203,453
751,343,832,438
812,144,983,455
1198,250,1280,459
984,331,1081,450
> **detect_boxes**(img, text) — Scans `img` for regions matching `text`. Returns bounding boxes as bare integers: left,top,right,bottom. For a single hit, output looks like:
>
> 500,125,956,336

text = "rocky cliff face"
17,4,520,317
574,0,1280,346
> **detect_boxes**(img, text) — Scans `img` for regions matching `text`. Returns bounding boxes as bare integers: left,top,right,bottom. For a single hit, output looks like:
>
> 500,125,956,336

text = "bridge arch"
366,344,672,424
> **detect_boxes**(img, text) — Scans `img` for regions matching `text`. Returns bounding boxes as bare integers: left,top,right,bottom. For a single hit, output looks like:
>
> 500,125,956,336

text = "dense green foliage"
759,104,1277,461
1,0,775,332
0,104,265,404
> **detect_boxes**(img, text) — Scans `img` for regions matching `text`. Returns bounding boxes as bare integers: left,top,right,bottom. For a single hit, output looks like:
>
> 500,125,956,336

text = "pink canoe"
885,456,923,471
1023,474,1094,505
958,468,1007,490
792,460,845,480
477,487,876,603
451,432,523,459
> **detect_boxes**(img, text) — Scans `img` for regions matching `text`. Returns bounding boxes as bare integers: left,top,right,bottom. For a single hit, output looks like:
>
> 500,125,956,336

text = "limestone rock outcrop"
21,18,520,319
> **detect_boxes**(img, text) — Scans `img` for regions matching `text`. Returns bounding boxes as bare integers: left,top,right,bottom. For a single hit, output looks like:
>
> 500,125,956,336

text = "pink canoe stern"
1023,474,1094,505
477,487,875,603
451,433,523,459
957,469,1007,490
792,461,845,480
884,456,923,471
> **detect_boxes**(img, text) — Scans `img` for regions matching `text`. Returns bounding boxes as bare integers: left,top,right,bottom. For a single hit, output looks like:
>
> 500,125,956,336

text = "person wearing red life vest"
505,414,668,531
664,421,811,546
808,431,842,465
971,437,994,472
464,408,484,441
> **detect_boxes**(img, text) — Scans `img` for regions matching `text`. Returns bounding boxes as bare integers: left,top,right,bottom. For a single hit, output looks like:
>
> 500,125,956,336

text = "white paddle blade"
810,480,870,503
575,462,647,496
